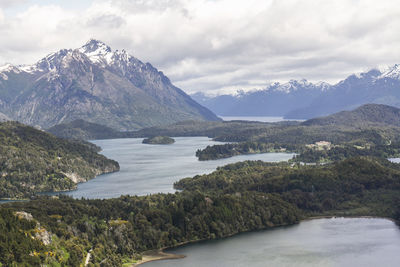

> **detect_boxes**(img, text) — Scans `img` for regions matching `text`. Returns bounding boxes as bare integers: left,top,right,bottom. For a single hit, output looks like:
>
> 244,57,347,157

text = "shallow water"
60,137,294,199
144,218,400,267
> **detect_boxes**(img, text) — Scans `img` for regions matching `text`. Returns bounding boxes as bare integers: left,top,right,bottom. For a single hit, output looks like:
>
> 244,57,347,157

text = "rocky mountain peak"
380,64,400,80
78,39,114,66
0,39,220,130
80,39,112,54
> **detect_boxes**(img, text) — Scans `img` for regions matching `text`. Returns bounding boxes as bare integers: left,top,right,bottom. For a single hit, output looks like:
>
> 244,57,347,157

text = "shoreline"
132,215,399,266
131,250,185,266
304,215,399,224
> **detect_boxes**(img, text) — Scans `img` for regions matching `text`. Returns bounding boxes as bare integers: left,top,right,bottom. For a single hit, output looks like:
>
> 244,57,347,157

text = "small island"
142,136,175,145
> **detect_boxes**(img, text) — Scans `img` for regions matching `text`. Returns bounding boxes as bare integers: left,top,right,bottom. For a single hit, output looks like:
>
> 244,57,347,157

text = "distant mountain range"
192,65,400,119
0,40,219,130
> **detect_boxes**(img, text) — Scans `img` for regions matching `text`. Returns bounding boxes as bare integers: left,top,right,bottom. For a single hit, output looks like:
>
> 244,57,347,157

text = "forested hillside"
2,157,399,266
0,121,119,199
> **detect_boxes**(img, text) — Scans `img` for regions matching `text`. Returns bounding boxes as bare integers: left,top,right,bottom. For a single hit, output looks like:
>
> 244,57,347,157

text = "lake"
60,137,294,199
220,116,304,122
389,158,400,163
143,217,400,267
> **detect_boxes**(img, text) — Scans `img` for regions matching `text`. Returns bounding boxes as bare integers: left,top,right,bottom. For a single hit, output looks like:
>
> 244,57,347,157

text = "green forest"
2,104,400,265
0,122,119,199
1,157,399,266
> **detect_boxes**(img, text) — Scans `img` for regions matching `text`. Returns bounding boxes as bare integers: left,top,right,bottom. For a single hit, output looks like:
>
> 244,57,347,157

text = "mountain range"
192,65,400,119
0,40,219,130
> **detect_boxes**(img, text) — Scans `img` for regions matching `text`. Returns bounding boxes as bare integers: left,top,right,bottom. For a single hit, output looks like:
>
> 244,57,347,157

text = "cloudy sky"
0,0,399,95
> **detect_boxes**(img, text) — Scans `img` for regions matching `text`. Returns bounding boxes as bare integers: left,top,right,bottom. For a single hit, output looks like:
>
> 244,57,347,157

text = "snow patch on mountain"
0,64,22,80
19,64,41,74
380,64,400,79
78,39,115,66
0,63,21,74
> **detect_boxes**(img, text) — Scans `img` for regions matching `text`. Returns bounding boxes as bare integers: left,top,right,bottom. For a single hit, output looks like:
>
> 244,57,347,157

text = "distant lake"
144,217,400,267
220,116,303,122
60,137,294,199
389,158,400,163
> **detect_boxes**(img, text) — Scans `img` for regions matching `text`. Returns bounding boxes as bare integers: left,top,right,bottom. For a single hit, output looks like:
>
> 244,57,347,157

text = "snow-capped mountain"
192,65,400,119
192,79,331,117
286,65,400,119
0,39,219,130
379,64,400,80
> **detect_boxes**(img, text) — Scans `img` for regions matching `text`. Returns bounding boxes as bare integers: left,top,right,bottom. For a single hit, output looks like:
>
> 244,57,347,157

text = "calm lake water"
60,137,294,199
389,158,400,163
144,218,400,267
220,116,304,122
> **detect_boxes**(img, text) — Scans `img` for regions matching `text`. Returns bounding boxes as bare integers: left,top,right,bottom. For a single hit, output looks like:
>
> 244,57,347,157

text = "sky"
0,0,399,95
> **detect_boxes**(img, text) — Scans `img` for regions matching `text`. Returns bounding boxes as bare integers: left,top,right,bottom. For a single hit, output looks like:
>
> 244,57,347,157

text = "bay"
60,137,294,199
144,218,400,267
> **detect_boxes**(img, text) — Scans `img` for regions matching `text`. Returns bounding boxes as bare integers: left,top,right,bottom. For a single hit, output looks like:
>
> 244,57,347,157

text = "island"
2,104,400,266
142,136,175,145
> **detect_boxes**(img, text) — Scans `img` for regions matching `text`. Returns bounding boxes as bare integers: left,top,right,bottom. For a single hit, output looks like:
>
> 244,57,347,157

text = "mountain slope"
286,66,400,119
0,40,219,130
0,121,119,199
47,119,128,140
302,104,400,128
0,111,9,122
192,65,400,120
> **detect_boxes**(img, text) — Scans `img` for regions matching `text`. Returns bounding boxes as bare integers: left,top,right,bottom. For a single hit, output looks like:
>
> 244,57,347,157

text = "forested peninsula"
2,156,400,266
0,121,119,199
2,104,400,266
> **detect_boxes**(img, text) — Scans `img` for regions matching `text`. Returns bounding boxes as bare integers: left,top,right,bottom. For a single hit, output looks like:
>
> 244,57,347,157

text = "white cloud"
0,0,399,94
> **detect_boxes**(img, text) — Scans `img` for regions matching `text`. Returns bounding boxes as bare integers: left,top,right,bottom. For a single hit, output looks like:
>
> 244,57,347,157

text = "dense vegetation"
302,104,400,127
194,106,400,161
1,156,399,266
47,119,129,140
142,136,175,144
2,104,400,266
0,121,119,199
0,209,46,266
294,143,400,163
197,142,296,160
176,157,400,219
48,119,297,140
3,191,299,266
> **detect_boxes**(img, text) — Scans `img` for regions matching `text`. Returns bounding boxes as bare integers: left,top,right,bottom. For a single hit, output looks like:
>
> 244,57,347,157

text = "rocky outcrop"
15,211,52,245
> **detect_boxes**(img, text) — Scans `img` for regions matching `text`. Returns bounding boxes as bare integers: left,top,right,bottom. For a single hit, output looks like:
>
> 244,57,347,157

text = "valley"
1,1,400,266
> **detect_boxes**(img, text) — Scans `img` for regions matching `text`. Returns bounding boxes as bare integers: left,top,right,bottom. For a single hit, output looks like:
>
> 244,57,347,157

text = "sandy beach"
131,250,185,266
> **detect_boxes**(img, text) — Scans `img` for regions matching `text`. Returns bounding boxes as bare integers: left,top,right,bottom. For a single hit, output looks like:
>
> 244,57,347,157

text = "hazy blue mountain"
0,40,219,130
302,103,400,127
193,65,400,119
192,80,330,117
286,66,400,119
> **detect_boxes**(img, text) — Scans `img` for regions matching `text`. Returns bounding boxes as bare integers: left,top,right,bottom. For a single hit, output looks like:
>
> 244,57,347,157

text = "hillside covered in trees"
0,121,119,199
195,104,400,161
1,157,400,266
